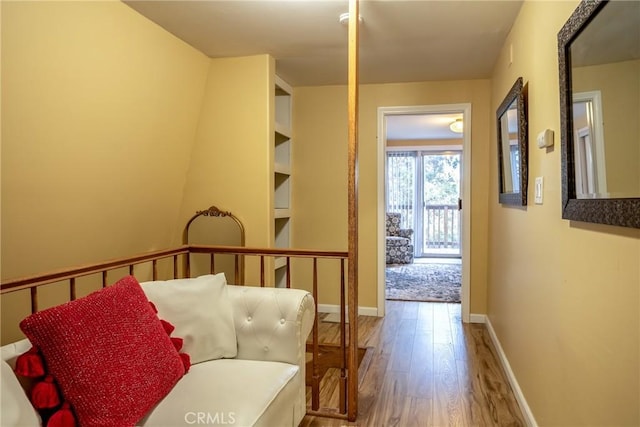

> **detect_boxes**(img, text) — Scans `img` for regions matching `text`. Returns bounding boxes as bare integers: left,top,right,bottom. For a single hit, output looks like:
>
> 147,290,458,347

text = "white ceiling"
386,113,463,140
124,0,524,140
571,0,640,67
124,0,523,86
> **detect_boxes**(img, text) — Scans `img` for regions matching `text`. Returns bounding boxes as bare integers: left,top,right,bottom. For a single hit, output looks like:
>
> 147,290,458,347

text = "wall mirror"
497,77,528,206
558,0,640,228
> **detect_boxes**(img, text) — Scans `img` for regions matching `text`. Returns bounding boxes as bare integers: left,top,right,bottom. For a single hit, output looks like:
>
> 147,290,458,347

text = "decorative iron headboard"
182,206,245,246
182,205,245,284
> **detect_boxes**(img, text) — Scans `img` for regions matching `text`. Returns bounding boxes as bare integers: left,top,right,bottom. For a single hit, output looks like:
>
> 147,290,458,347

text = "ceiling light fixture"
449,118,463,133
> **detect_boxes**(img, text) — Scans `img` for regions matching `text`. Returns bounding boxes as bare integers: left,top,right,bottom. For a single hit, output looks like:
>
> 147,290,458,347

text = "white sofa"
1,284,315,427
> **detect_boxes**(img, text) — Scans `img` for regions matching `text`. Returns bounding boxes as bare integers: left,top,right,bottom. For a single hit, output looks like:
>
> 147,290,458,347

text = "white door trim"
377,104,472,322
573,90,607,196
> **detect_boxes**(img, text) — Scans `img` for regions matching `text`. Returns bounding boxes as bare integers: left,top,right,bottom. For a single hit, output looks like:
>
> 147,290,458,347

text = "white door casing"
377,104,472,322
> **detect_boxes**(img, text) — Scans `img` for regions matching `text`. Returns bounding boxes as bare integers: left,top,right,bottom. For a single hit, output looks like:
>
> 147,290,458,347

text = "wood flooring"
302,301,525,427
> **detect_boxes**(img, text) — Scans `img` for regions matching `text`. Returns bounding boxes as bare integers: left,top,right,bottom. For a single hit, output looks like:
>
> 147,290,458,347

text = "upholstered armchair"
386,212,414,264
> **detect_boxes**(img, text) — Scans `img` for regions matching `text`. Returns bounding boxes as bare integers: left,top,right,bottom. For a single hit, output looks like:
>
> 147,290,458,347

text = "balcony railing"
388,203,460,256
423,204,460,252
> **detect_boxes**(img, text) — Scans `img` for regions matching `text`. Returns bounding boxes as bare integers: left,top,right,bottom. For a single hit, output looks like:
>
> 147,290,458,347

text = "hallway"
302,300,524,426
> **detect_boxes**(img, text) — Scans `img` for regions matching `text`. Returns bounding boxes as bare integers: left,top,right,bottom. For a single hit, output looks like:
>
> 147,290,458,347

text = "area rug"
386,262,461,303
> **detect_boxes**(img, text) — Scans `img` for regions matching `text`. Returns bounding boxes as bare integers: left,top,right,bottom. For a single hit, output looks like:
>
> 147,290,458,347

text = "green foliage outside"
423,154,460,205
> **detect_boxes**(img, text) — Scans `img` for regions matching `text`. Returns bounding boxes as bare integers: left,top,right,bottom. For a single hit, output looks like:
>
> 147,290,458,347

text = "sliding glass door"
387,150,462,258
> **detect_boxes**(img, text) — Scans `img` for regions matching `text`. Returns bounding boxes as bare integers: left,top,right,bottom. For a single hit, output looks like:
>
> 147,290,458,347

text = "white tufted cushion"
226,285,314,365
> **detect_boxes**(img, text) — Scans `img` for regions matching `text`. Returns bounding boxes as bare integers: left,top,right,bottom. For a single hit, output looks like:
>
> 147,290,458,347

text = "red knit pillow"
19,276,186,427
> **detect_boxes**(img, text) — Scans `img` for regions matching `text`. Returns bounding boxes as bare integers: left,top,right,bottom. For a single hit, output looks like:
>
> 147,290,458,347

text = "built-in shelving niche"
274,76,292,288
274,218,290,289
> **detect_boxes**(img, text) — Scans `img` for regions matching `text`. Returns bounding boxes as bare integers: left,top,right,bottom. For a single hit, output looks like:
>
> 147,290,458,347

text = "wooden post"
30,287,38,314
312,258,320,410
173,255,178,279
260,256,265,287
347,0,359,421
185,253,191,278
69,278,76,301
339,259,347,413
286,257,291,288
234,254,240,284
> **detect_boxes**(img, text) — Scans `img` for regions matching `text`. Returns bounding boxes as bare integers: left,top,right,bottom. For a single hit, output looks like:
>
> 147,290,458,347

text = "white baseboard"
469,313,486,323
317,304,378,316
485,317,538,427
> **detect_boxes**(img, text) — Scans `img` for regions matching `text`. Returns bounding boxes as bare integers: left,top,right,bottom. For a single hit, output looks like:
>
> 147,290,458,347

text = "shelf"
274,208,291,219
274,74,292,268
274,162,291,175
275,130,290,145
275,122,291,138
274,256,287,270
275,75,292,92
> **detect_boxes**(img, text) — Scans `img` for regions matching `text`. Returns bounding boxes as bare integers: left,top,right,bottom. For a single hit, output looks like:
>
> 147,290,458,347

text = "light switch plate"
534,177,544,204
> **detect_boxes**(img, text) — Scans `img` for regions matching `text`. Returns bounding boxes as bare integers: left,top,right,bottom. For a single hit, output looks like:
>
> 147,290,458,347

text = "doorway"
377,104,471,321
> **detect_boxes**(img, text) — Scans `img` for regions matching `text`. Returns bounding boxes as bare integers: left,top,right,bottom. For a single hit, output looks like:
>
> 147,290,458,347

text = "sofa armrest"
226,285,314,366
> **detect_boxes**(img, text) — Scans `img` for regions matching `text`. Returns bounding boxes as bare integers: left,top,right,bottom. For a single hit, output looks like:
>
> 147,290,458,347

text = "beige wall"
175,54,274,285
2,3,280,342
290,86,348,302
489,1,640,425
1,1,209,342
1,1,210,278
573,60,640,196
292,80,492,313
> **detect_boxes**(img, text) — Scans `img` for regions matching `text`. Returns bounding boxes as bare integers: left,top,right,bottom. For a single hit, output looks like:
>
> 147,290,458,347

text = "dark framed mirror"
497,77,528,206
558,0,640,228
